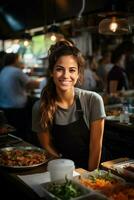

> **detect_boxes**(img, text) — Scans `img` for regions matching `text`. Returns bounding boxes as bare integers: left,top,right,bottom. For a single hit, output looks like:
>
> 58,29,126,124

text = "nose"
63,69,70,78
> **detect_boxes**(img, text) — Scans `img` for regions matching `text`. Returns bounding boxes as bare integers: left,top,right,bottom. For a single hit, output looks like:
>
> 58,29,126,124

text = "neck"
56,88,75,108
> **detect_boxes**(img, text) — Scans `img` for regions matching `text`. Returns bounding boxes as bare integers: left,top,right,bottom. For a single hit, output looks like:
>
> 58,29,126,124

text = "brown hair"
40,40,85,130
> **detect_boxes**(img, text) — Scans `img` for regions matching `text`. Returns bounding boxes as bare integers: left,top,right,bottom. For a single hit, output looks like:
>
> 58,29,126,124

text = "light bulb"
24,40,29,47
50,33,57,41
109,21,118,32
109,17,118,32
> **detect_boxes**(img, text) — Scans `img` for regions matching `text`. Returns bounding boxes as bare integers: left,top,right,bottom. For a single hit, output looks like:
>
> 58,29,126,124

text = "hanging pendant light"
98,0,132,35
45,24,64,42
44,0,64,42
99,16,131,35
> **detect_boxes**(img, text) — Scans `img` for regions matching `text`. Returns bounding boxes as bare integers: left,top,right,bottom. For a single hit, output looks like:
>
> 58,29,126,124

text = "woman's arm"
37,131,60,158
109,80,118,94
88,118,105,171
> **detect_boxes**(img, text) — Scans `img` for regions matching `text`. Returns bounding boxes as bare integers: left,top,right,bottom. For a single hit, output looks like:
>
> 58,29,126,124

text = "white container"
47,159,75,181
120,108,130,124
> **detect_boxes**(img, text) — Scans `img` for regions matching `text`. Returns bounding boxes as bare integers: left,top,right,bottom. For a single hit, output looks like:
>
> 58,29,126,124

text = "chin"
59,86,72,91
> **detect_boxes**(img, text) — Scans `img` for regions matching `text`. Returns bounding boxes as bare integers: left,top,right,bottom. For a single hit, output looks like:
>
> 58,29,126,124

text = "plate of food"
0,146,48,169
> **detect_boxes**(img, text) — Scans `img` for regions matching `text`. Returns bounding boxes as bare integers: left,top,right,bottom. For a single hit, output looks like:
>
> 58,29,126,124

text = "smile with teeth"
60,80,71,85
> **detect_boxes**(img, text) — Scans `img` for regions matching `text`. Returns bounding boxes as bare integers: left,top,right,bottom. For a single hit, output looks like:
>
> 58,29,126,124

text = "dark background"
0,0,134,39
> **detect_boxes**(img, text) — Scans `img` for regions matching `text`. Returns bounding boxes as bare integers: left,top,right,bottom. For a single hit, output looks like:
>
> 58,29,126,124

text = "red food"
0,148,46,167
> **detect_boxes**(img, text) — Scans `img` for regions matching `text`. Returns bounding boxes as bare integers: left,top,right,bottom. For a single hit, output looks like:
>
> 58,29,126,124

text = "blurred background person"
107,47,129,95
0,53,40,141
97,51,113,92
80,55,102,92
117,41,134,89
80,55,97,91
86,55,103,92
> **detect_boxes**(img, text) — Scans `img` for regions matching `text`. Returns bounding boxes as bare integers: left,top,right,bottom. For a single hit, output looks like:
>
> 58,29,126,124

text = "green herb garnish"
88,169,114,182
48,177,83,200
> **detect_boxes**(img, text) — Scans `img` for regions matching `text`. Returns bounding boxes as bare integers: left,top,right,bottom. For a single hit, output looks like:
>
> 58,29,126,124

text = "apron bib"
52,96,90,169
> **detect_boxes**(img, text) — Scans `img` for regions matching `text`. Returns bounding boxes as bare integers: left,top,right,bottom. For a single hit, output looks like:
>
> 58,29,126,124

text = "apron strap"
75,96,83,117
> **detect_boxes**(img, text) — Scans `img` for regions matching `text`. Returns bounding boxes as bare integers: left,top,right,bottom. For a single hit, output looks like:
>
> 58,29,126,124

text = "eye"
55,66,63,72
69,68,77,73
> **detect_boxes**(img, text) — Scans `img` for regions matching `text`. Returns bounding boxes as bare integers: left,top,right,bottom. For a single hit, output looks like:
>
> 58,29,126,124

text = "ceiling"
0,0,134,39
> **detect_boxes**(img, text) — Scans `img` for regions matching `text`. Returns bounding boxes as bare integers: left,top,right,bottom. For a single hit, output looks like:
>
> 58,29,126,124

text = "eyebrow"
55,65,78,69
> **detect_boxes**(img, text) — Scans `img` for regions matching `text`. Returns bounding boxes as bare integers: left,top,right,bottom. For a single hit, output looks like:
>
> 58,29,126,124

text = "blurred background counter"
102,90,134,162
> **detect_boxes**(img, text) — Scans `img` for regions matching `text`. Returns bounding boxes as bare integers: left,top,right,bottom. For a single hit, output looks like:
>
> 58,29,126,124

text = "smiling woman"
32,40,106,171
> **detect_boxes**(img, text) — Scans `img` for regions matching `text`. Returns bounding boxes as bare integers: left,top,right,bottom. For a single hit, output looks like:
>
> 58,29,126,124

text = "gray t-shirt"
32,88,106,133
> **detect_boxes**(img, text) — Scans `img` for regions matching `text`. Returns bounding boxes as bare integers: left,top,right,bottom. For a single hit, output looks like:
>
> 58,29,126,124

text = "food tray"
80,169,125,184
40,179,108,200
0,134,22,147
78,169,131,200
0,146,49,169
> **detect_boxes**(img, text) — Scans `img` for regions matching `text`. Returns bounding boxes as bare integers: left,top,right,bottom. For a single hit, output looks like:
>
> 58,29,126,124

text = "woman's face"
52,55,79,92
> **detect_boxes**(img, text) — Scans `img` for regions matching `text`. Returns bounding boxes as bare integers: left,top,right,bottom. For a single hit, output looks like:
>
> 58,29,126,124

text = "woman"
32,41,106,170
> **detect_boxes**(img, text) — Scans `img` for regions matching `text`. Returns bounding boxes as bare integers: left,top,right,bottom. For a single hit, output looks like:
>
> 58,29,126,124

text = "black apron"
51,96,90,169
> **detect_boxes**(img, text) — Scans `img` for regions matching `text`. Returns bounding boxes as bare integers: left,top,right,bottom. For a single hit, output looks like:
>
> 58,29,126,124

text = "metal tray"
0,146,49,169
80,169,125,184
113,160,134,180
40,179,108,200
0,134,22,147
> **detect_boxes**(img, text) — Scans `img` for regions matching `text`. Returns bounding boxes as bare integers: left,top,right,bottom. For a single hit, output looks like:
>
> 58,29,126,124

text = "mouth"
59,80,72,86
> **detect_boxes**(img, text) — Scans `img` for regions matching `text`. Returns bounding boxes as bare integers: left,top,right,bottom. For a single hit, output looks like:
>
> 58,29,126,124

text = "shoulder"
75,87,104,111
108,65,121,79
5,66,28,77
75,88,106,125
75,87,102,102
14,68,30,82
1,66,19,77
110,65,121,73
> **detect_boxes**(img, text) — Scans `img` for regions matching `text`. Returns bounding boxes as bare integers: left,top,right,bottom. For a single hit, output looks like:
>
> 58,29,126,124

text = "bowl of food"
40,177,95,200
